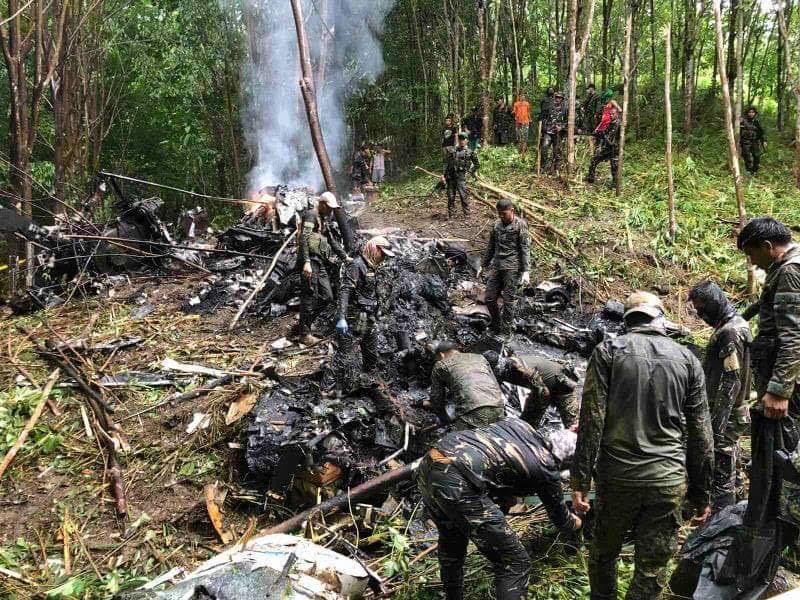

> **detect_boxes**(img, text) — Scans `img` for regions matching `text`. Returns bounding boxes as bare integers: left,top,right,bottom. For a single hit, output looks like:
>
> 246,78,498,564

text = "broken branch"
229,230,297,330
0,368,60,481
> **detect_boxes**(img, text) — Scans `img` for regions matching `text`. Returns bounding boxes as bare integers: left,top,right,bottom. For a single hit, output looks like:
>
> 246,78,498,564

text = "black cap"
457,132,468,140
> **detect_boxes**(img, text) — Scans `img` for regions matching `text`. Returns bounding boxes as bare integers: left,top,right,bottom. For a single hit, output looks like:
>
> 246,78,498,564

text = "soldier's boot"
712,452,736,510
607,158,619,188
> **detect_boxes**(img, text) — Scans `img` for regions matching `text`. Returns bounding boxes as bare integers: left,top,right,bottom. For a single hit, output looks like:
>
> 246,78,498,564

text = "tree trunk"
665,22,677,240
712,0,755,292
682,0,698,135
649,0,657,82
567,0,597,175
616,2,633,196
288,0,353,251
601,0,612,89
734,0,744,136
411,0,429,129
478,0,491,146
777,4,800,189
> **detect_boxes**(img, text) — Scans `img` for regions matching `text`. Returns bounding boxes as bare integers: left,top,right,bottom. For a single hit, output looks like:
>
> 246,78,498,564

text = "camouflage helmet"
623,291,665,319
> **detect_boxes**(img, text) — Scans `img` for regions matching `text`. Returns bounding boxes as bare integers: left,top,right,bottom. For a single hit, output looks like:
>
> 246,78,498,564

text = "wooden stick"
229,230,297,330
0,369,60,481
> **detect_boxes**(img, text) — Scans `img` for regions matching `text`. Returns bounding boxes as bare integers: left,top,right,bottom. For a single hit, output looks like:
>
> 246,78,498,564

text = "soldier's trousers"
589,482,685,600
337,312,379,371
417,455,531,600
540,132,563,171
741,142,762,173
712,417,748,509
587,144,619,182
446,176,469,216
485,269,520,333
522,389,577,430
454,405,505,431
298,270,333,334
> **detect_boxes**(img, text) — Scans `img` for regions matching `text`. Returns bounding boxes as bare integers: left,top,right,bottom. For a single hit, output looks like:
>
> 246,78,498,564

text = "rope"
99,171,268,205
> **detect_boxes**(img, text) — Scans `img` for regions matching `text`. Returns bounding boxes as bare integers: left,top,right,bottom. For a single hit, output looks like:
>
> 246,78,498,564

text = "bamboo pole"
616,3,633,196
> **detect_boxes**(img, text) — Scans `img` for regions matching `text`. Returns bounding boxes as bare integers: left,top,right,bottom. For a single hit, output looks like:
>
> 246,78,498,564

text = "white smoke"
240,0,395,193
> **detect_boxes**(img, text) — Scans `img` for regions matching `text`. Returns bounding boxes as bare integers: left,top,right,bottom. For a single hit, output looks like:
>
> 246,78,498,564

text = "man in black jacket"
740,106,766,175
418,418,582,600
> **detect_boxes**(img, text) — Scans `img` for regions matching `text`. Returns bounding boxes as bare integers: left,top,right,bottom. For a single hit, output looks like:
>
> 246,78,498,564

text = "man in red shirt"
512,91,531,157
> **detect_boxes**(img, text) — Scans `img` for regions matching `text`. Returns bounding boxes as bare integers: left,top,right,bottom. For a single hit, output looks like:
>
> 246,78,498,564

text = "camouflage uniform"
704,311,753,508
336,254,381,371
297,216,345,336
481,217,530,334
417,418,579,600
740,115,765,174
540,101,567,172
429,351,505,430
443,145,480,217
580,92,602,133
490,354,577,428
586,118,620,184
572,324,714,600
745,245,800,525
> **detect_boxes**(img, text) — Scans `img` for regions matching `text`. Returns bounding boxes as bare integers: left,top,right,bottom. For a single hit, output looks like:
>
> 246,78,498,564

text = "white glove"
520,271,531,286
476,267,483,280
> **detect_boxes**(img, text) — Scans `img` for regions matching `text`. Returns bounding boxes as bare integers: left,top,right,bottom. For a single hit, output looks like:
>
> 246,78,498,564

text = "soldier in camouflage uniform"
579,83,602,134
482,350,578,429
417,418,582,600
480,198,530,334
572,292,714,600
296,208,341,344
442,132,480,218
539,91,567,172
585,100,621,187
334,236,395,373
736,218,800,524
740,106,766,175
427,341,505,430
688,281,753,509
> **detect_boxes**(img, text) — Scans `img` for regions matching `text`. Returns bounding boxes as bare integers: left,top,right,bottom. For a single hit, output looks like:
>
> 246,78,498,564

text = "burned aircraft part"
218,226,287,253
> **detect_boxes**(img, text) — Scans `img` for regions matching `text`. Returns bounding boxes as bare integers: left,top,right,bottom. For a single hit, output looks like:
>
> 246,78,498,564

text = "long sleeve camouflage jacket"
481,216,530,272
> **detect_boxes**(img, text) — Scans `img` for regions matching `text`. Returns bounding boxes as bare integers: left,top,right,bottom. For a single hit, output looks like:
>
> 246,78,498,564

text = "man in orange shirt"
512,91,531,156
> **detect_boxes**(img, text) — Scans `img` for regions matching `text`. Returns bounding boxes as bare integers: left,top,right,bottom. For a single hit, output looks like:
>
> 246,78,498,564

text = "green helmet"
601,89,614,103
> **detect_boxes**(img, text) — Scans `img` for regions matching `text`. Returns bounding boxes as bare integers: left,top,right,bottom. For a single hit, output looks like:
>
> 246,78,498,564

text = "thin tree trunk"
616,2,633,196
601,0,612,89
682,0,698,135
712,0,755,292
478,0,491,146
665,23,677,240
411,0,429,129
567,0,597,175
649,0,657,82
509,0,521,94
777,4,800,189
734,0,744,136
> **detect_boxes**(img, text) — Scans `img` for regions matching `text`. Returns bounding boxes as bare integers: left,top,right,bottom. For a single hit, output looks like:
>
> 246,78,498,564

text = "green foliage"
0,387,64,464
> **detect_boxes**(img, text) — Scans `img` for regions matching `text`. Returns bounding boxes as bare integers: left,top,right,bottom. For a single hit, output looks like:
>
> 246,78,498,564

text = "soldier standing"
512,91,532,156
417,419,582,600
480,198,530,334
442,132,480,219
482,350,578,429
427,341,506,430
740,106,766,175
572,292,714,600
539,91,567,172
738,217,800,420
585,100,621,187
688,281,752,509
350,144,371,193
334,235,395,372
538,87,555,123
296,209,339,345
441,114,458,156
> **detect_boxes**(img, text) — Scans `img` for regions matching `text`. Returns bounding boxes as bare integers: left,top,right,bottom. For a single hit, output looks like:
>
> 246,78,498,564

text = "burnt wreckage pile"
237,233,628,514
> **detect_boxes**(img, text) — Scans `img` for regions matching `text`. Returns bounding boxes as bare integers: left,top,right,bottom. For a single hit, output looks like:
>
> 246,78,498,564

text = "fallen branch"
0,369,60,481
64,234,275,261
229,230,297,330
20,329,128,516
119,374,234,422
264,459,421,535
473,175,555,214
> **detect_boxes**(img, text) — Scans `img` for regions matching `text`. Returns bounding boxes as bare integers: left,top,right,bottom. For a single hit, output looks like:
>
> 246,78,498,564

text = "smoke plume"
241,0,395,193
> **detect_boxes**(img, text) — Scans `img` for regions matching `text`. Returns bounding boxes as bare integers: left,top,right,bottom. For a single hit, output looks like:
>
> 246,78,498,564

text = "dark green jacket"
337,255,379,320
572,324,714,505
434,418,578,532
751,244,800,399
430,351,504,420
481,217,530,272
